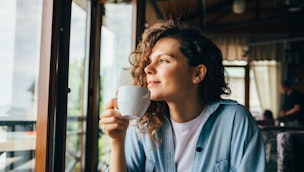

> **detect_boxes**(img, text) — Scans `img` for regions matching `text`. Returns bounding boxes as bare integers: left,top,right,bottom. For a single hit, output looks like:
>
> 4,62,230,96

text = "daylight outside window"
0,0,42,171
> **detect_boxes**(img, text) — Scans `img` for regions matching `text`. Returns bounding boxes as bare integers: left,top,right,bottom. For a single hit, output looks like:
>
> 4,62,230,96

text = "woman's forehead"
152,38,180,52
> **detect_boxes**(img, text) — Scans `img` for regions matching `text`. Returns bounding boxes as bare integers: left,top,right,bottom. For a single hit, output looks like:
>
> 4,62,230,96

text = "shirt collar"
204,99,239,119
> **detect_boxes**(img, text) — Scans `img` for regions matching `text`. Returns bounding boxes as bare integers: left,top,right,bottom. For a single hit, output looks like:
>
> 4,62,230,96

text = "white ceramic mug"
117,85,150,119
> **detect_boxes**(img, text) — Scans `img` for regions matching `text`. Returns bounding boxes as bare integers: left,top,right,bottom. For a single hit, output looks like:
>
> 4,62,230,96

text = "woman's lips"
147,80,160,87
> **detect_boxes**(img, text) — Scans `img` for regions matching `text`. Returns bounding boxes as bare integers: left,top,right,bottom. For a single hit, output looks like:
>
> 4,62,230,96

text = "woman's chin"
150,96,164,101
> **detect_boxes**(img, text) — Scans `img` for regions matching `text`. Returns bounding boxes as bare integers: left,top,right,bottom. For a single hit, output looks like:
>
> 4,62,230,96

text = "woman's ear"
192,64,207,84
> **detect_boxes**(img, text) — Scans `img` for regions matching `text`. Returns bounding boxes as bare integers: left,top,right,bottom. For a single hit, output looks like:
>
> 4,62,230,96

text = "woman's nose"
144,63,155,74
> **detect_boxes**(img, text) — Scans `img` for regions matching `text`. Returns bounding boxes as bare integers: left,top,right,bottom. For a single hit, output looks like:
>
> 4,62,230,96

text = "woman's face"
144,37,197,102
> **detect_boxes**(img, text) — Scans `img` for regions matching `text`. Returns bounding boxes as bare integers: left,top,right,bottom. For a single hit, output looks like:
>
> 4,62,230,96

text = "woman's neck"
167,98,204,123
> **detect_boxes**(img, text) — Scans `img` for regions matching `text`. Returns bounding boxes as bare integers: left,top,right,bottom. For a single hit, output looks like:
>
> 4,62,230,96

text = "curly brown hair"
129,20,230,144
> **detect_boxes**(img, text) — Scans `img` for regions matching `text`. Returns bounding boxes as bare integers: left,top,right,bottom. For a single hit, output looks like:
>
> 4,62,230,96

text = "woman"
99,20,265,172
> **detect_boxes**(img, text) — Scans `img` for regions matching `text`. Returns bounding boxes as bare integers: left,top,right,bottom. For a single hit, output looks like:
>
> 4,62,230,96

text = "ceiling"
146,0,304,37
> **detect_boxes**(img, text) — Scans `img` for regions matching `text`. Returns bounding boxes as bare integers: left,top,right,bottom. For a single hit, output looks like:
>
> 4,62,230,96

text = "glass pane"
98,2,133,171
0,0,42,171
224,65,262,117
66,1,87,171
224,67,245,105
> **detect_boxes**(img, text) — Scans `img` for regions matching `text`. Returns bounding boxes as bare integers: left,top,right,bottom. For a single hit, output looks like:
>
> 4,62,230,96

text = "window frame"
224,63,250,108
35,0,143,171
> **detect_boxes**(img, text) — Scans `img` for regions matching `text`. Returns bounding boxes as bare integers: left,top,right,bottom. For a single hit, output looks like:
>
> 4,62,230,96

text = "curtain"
248,34,287,61
209,35,247,61
209,34,288,61
251,61,282,118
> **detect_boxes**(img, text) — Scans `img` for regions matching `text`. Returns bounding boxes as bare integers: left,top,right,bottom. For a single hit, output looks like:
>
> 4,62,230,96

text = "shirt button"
196,147,203,152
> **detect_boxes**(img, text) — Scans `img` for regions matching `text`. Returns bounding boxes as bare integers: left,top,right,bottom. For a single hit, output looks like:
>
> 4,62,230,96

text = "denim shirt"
124,99,266,172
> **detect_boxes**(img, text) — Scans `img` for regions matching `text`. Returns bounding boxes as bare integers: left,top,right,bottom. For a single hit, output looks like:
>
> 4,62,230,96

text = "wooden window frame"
35,0,144,171
224,64,250,109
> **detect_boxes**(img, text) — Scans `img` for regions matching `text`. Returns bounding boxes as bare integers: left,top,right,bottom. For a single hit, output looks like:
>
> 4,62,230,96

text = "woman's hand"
99,98,129,142
100,98,129,172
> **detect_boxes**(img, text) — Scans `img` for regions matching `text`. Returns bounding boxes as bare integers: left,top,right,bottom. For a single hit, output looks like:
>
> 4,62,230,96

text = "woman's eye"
160,59,169,63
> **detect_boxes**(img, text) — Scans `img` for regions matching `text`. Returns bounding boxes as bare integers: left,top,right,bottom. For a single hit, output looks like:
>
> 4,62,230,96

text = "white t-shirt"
171,107,208,172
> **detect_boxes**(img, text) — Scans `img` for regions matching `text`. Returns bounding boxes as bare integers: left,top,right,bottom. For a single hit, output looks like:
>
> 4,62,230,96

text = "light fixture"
233,0,246,14
273,0,303,12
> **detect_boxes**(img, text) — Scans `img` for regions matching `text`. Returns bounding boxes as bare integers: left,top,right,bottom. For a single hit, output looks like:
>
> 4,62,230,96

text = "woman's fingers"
102,122,128,132
99,101,129,140
100,109,128,126
104,97,118,110
100,117,129,140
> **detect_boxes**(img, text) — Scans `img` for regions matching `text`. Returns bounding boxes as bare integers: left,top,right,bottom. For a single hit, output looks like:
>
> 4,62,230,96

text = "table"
0,115,36,128
0,139,36,152
259,125,304,131
0,115,37,171
0,131,36,171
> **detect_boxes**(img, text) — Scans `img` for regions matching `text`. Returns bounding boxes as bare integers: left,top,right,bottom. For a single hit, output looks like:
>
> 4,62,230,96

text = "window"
98,2,134,171
65,1,87,171
0,0,43,170
223,60,281,117
223,60,262,117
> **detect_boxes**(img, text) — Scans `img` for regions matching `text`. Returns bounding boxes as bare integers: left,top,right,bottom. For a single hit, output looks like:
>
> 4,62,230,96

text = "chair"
277,131,304,172
259,126,304,171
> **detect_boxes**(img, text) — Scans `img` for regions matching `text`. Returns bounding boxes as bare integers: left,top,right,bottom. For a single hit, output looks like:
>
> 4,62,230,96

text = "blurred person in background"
278,80,304,126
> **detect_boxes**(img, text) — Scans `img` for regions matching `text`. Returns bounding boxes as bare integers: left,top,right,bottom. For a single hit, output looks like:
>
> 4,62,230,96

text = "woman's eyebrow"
157,53,177,58
150,50,178,60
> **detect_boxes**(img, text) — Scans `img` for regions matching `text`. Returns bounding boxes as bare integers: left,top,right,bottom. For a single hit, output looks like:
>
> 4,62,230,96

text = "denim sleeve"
230,105,266,172
124,124,146,171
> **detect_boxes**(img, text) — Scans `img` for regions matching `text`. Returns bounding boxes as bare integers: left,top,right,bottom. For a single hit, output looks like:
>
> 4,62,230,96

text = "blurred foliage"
65,58,110,171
